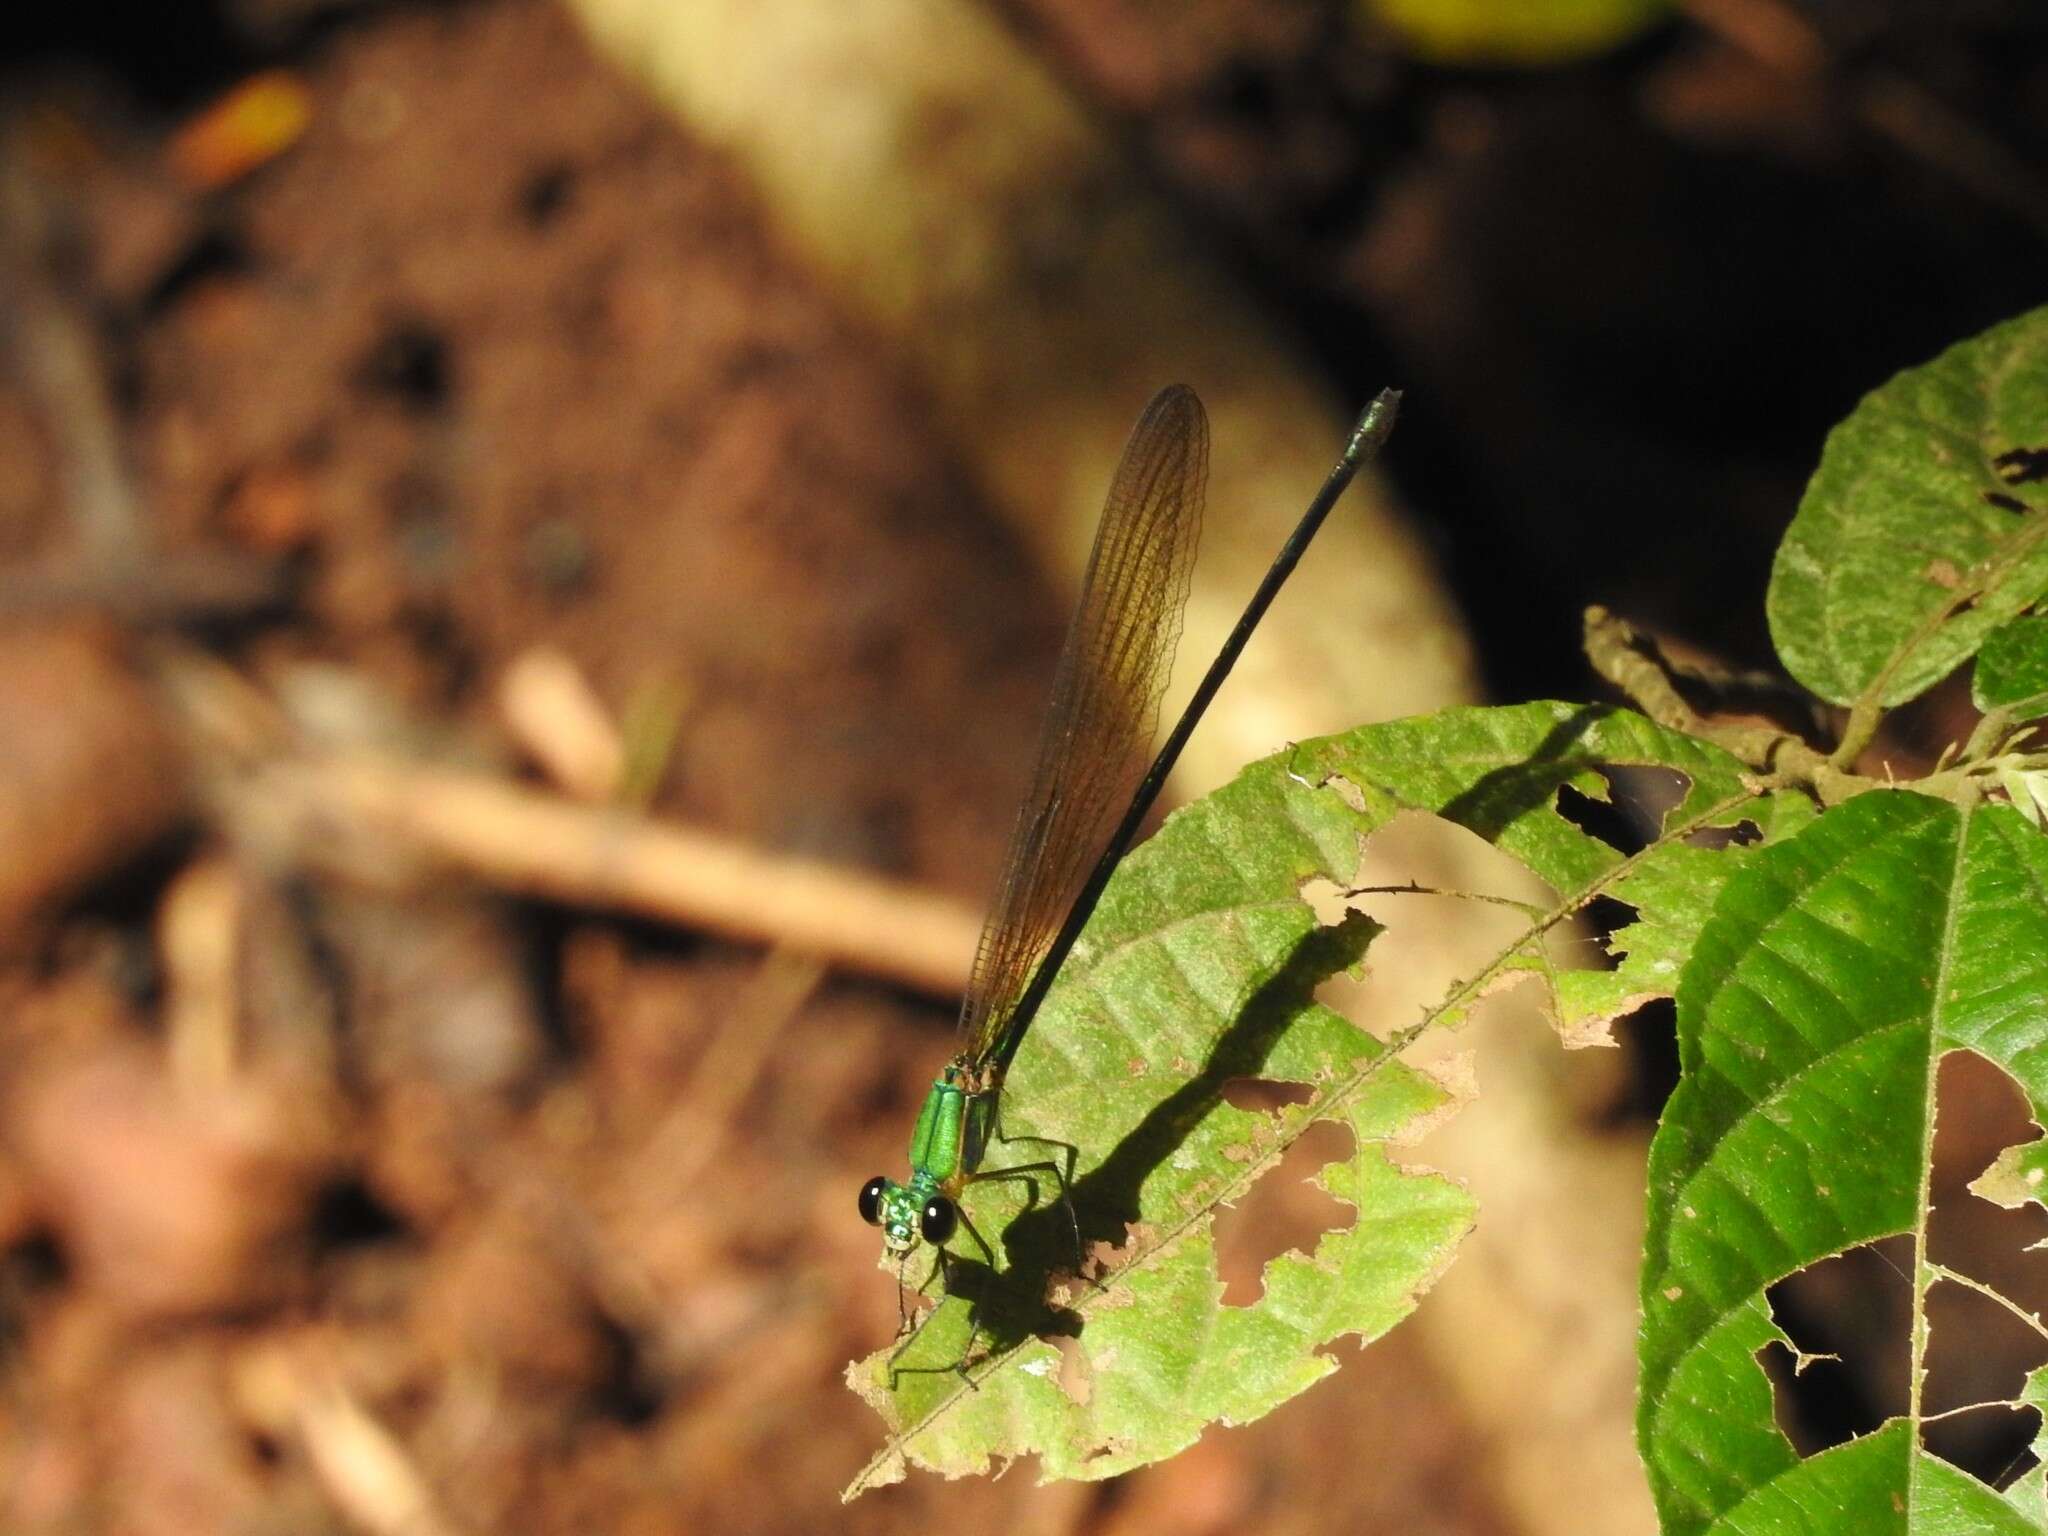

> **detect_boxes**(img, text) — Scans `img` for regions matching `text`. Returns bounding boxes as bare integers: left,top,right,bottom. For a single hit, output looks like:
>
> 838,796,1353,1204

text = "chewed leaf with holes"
1768,304,2048,708
1640,790,2048,1534
847,744,1471,1493
848,702,1798,1495
1297,701,1813,1048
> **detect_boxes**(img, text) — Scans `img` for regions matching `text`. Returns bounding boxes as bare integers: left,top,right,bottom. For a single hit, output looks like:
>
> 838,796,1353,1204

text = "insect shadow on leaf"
895,908,1384,1386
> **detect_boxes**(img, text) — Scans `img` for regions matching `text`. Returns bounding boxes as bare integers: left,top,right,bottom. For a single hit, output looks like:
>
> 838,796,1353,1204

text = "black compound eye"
858,1176,887,1226
919,1195,958,1245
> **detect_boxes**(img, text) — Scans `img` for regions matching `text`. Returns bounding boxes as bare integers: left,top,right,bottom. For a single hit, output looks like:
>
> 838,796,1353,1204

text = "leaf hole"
1561,881,1659,1038
1051,1330,1092,1406
1944,1050,2048,1235
1336,809,1552,1036
1212,1116,1355,1307
1762,1055,2048,1486
1995,445,2048,485
1924,1051,2048,1484
1553,765,1691,856
1682,818,1763,850
1920,1315,2041,1485
1220,1078,1314,1114
1761,1237,1911,1455
1983,490,2031,515
1612,762,1692,825
1553,781,1632,854
1580,892,1638,943
1606,995,1679,1125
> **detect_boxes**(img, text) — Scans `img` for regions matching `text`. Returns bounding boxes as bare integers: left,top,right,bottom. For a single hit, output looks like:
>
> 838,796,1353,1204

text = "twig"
159,856,244,1092
257,754,981,998
497,646,627,802
1581,606,1846,790
295,1372,463,1536
1340,881,1547,917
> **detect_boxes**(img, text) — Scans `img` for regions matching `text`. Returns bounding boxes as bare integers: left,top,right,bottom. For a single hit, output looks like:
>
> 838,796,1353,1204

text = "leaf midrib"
1906,801,1974,1516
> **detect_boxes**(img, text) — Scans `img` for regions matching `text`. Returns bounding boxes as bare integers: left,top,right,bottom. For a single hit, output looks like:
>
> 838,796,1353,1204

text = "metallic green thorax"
874,1063,995,1253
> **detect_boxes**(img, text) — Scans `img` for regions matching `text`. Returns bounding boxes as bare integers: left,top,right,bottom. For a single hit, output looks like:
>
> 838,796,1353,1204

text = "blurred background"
1,1,2045,1532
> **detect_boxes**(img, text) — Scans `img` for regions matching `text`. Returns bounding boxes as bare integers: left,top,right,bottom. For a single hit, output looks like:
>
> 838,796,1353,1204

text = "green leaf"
2005,1365,2048,1523
849,702,1796,1493
1295,701,1810,1048
1996,766,2048,831
1768,305,2048,709
848,750,1473,1493
1640,790,2048,1533
1974,612,2048,715
1914,1448,2046,1536
1689,1420,2044,1536
1699,1422,1906,1536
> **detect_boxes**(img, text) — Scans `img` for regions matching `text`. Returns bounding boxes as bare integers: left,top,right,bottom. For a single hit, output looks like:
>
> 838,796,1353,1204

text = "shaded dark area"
1018,0,2048,700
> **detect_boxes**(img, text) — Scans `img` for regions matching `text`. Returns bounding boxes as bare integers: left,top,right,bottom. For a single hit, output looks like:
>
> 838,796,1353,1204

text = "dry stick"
294,1372,464,1536
1581,606,1835,778
164,649,979,994
159,856,244,1092
267,756,982,998
497,646,628,803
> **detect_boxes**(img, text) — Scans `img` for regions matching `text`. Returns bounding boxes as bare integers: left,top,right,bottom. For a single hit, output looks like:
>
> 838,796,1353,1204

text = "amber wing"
957,385,1209,1072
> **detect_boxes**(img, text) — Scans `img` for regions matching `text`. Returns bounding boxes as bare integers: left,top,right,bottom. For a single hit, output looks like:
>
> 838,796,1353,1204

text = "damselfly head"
860,1175,921,1254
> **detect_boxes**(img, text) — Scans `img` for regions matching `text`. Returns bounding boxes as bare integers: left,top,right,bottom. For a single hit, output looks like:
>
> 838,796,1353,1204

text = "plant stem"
1582,606,1850,791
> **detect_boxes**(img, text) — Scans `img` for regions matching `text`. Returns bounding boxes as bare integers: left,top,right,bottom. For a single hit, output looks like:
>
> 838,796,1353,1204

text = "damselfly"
860,384,1399,1367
